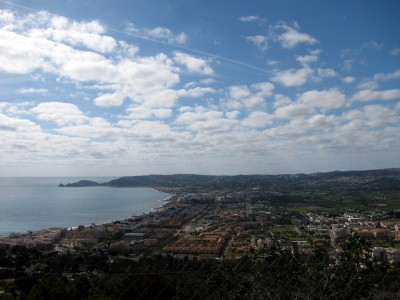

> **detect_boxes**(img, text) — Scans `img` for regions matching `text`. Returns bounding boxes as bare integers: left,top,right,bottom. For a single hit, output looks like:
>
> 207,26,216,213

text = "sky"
0,0,399,177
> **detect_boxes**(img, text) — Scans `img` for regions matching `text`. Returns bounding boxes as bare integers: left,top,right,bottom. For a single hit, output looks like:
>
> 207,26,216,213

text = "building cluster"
0,228,64,250
306,211,400,262
164,231,228,255
1,190,400,264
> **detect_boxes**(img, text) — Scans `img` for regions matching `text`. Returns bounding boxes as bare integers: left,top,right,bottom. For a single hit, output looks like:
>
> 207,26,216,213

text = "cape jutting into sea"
0,177,171,237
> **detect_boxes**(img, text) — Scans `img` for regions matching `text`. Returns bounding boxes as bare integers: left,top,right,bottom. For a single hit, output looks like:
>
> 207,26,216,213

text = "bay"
0,177,171,237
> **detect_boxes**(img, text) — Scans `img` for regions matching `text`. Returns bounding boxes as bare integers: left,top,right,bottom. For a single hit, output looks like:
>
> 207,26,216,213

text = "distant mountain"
59,180,100,187
59,168,400,192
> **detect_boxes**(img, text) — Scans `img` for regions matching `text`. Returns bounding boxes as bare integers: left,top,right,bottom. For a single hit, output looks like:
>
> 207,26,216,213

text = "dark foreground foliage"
1,235,400,299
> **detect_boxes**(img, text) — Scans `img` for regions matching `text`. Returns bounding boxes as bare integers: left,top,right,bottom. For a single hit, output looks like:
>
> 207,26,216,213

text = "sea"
0,177,171,237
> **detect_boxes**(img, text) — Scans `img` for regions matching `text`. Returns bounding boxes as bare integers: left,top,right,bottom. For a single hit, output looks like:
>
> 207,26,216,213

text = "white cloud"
226,111,240,119
227,82,274,108
242,111,274,128
140,89,180,108
357,80,378,90
94,92,125,107
228,85,251,100
179,87,216,98
297,89,346,110
125,22,187,45
19,87,48,94
275,102,314,119
0,9,398,175
296,54,318,65
273,22,318,48
12,12,116,54
190,118,237,133
126,106,172,119
0,10,15,27
0,113,41,132
41,18,117,53
356,70,400,91
396,102,400,112
343,76,356,84
390,48,400,56
316,68,336,78
266,59,279,66
0,101,36,116
118,41,139,57
341,104,399,130
246,35,268,51
372,69,400,81
362,40,383,50
307,114,336,128
146,27,187,44
0,30,51,74
175,106,240,134
352,89,400,102
341,59,354,72
273,89,346,120
0,11,181,110
31,102,87,126
173,52,214,75
273,94,292,108
176,110,203,124
239,16,266,23
272,66,313,87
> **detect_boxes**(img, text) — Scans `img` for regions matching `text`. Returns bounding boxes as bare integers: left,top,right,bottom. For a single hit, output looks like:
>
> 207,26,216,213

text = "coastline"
0,191,175,239
0,190,177,251
0,179,174,238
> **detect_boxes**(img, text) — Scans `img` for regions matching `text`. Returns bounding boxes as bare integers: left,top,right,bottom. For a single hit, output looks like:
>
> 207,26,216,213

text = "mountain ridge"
59,168,400,192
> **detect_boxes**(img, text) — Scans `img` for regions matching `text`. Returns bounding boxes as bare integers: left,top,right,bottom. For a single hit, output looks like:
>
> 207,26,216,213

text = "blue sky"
0,0,399,176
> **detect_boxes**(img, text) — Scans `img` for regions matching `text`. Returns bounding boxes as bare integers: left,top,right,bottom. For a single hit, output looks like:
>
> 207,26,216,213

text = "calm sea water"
0,177,171,237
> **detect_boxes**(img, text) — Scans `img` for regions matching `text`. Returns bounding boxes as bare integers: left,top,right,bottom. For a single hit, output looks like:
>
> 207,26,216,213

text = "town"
1,190,400,263
1,169,400,299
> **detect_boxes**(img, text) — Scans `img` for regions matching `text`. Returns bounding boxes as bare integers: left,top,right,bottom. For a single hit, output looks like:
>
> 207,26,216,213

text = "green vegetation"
1,236,399,299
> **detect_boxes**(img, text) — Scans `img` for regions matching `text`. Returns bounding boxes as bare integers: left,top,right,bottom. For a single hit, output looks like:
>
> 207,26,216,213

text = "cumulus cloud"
272,66,313,87
125,22,187,45
246,35,268,51
355,70,400,91
372,69,400,81
343,76,356,84
227,82,274,108
296,54,319,65
242,111,274,128
274,89,346,119
126,106,172,119
316,68,336,78
275,102,315,119
8,11,117,54
173,52,214,75
179,87,216,98
0,113,41,132
272,22,318,48
94,93,126,107
0,10,182,110
146,27,187,44
352,89,400,102
31,102,87,126
1,8,398,175
273,94,292,108
298,89,346,110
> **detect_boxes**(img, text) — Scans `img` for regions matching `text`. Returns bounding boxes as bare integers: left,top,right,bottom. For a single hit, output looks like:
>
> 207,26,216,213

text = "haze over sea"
0,177,171,237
